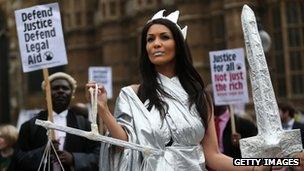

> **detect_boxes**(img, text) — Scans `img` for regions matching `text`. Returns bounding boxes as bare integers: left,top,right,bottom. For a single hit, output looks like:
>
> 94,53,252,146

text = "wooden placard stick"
42,68,55,140
229,105,236,134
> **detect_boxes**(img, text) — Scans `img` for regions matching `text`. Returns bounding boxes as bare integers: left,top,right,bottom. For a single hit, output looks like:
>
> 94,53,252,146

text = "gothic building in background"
0,0,303,123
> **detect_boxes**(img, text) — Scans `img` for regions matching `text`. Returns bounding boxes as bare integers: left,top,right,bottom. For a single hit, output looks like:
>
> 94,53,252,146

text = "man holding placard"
13,3,100,171
11,72,100,171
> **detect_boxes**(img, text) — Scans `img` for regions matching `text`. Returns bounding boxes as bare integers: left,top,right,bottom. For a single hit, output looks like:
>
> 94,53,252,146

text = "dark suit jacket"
292,121,304,147
9,110,100,171
222,115,258,158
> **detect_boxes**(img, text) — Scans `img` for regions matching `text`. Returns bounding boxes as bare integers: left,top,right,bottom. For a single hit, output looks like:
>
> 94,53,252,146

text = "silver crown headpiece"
147,10,188,40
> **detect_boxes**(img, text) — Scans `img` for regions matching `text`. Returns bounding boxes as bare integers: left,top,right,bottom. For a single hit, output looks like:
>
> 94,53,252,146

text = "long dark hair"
138,19,210,128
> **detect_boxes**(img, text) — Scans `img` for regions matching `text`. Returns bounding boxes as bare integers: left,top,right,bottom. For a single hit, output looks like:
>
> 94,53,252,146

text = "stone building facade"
0,0,303,123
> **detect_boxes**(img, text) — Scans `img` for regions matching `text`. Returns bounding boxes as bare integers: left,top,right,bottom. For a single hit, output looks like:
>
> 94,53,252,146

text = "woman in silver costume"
87,10,276,171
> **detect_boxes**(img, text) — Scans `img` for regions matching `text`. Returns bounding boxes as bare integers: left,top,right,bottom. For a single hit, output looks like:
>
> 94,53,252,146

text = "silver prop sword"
239,5,303,158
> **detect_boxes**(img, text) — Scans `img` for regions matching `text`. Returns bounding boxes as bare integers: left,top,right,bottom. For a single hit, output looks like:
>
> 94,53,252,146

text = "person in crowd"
204,84,258,158
85,9,288,171
213,104,257,158
12,72,100,171
0,124,18,171
279,102,304,147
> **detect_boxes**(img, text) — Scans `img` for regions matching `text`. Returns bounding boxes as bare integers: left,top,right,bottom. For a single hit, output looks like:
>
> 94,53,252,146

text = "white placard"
89,67,113,99
209,48,249,105
15,3,67,72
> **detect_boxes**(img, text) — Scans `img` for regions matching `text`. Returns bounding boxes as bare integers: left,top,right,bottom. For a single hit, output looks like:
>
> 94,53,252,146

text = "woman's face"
146,24,176,67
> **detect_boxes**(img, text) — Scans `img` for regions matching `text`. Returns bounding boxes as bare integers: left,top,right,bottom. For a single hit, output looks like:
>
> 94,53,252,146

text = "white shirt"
53,110,68,150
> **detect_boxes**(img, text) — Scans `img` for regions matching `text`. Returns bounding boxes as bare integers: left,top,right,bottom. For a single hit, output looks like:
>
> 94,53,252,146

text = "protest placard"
89,67,113,99
209,48,249,105
15,3,67,72
15,3,68,139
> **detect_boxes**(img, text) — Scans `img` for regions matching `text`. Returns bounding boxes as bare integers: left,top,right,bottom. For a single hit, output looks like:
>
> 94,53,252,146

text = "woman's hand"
86,82,128,143
86,82,109,113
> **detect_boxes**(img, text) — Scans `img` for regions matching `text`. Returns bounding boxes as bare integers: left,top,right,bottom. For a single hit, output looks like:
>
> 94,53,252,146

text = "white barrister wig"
41,72,77,95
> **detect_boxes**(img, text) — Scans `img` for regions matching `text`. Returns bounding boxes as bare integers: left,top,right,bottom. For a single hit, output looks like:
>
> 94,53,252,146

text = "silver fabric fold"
100,74,207,171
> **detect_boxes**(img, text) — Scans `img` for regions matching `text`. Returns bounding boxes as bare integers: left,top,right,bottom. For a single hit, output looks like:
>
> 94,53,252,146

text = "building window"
286,1,304,96
102,2,106,17
211,15,226,50
272,0,304,97
120,1,126,16
87,11,93,24
136,0,160,6
272,3,286,97
64,14,71,29
75,12,82,25
109,1,116,16
74,0,82,11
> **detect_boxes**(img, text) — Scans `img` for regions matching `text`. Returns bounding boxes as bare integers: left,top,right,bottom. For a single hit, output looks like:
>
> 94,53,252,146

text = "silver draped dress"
100,74,207,171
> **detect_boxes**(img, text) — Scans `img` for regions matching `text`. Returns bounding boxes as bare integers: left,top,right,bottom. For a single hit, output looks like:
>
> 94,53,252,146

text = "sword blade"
241,5,282,139
239,5,302,158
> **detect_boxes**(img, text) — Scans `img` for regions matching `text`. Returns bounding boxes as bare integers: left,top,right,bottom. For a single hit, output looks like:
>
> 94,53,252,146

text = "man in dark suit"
204,84,258,159
214,104,258,158
10,72,100,171
279,102,304,147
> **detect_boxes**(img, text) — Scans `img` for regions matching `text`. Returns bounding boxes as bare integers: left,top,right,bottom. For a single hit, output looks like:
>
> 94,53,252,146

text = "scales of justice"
35,5,303,170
